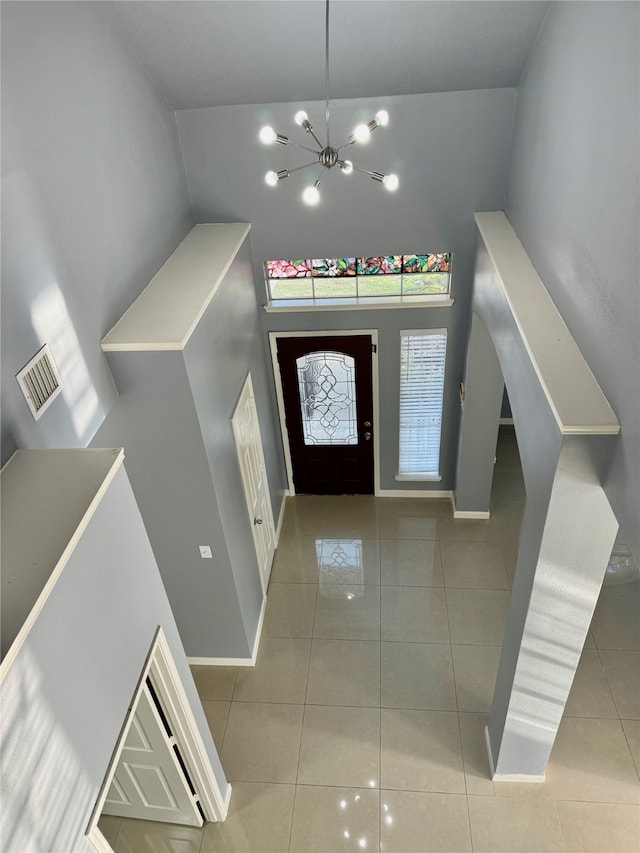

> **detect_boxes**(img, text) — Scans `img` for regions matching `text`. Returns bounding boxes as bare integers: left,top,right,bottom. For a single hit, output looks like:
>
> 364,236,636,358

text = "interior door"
232,373,276,592
101,681,203,827
276,335,374,495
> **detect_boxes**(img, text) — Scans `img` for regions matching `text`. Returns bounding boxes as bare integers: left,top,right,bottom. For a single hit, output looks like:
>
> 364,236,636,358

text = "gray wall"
93,351,251,658
505,0,639,562
184,236,287,647
1,1,193,464
176,88,516,489
93,238,287,659
0,465,226,853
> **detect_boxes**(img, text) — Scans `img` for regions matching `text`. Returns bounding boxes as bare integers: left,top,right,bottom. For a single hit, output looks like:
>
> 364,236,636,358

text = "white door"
102,681,203,827
232,373,276,592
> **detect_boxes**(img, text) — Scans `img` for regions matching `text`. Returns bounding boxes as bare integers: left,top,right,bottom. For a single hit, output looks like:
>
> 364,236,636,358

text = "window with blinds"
398,330,447,479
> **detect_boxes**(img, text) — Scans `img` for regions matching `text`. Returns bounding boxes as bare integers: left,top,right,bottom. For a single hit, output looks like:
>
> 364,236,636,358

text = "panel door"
232,373,276,592
102,682,203,827
276,335,374,495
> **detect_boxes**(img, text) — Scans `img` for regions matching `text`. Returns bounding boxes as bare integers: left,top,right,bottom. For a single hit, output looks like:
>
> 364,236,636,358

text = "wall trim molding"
485,726,545,783
188,595,266,668
275,490,288,544
450,495,491,519
376,488,453,499
499,417,514,425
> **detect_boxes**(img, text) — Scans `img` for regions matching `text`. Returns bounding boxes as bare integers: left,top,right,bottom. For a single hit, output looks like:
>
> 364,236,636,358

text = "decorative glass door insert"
296,351,358,445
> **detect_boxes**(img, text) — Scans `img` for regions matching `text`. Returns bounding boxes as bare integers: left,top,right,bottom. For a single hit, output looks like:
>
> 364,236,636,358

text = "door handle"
364,432,372,441
254,517,263,525
364,421,371,428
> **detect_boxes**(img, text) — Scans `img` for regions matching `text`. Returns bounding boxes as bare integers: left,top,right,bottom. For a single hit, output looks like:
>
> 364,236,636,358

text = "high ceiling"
99,1,550,110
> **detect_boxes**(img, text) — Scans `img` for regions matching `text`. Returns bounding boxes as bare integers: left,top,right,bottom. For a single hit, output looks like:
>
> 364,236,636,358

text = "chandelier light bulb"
340,160,354,175
265,171,278,187
259,125,277,145
294,110,309,126
375,109,389,127
353,123,371,143
302,182,321,206
383,173,399,191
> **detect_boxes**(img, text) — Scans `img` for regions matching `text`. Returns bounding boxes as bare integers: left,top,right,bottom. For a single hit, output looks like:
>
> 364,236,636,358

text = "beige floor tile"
288,495,380,539
111,818,204,853
315,537,381,586
313,585,380,640
436,515,498,542
270,537,326,584
452,644,501,712
557,800,640,853
446,588,510,645
591,580,640,650
380,538,444,586
564,649,618,718
221,702,304,783
499,540,520,587
97,815,121,847
546,717,640,803
441,540,510,589
621,719,640,773
201,781,295,853
233,637,311,704
599,650,640,719
297,705,380,788
381,586,449,643
202,699,230,752
306,639,380,707
380,790,472,852
491,464,526,503
263,583,317,638
191,664,238,700
458,712,495,795
381,642,456,710
467,796,566,852
380,708,465,793
378,499,441,540
489,500,524,541
289,785,379,853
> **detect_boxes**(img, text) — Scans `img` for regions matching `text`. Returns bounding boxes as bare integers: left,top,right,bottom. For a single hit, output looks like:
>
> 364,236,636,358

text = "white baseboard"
275,490,289,543
499,418,515,425
484,726,546,783
450,495,491,519
376,488,453,499
188,596,266,668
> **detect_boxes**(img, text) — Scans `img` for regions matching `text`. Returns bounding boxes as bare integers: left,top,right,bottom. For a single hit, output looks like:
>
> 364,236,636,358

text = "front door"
276,335,374,495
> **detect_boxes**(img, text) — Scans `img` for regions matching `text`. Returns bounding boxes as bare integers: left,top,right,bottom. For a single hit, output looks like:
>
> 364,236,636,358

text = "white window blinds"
398,329,447,479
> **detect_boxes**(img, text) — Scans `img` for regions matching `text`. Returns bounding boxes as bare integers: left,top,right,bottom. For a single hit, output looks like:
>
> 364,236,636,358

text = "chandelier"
259,0,398,206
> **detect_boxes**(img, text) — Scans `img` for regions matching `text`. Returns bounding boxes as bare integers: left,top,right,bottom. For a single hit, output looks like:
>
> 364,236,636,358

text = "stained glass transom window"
296,351,358,446
266,254,451,301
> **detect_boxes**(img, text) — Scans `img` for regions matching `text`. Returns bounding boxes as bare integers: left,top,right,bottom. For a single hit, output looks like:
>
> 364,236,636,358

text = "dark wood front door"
276,335,374,495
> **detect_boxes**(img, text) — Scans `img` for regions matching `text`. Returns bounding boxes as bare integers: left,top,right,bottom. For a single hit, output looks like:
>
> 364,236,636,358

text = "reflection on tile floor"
102,428,639,852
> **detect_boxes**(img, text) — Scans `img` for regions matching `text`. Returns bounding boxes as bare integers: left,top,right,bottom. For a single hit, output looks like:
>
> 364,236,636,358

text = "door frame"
231,371,276,595
269,330,380,496
86,627,230,852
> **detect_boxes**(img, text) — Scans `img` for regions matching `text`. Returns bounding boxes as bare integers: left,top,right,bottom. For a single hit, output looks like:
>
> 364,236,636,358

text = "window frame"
396,328,448,482
264,254,453,309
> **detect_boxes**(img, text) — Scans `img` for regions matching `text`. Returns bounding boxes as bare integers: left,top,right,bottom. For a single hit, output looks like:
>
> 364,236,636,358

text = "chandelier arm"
287,140,322,155
347,164,376,178
286,161,321,176
325,0,331,148
306,126,325,150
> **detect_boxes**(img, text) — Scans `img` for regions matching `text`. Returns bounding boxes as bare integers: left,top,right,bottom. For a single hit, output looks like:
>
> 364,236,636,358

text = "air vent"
16,344,63,421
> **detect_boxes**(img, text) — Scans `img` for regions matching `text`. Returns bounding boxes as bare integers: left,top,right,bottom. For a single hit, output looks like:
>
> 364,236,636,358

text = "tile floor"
101,429,639,852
